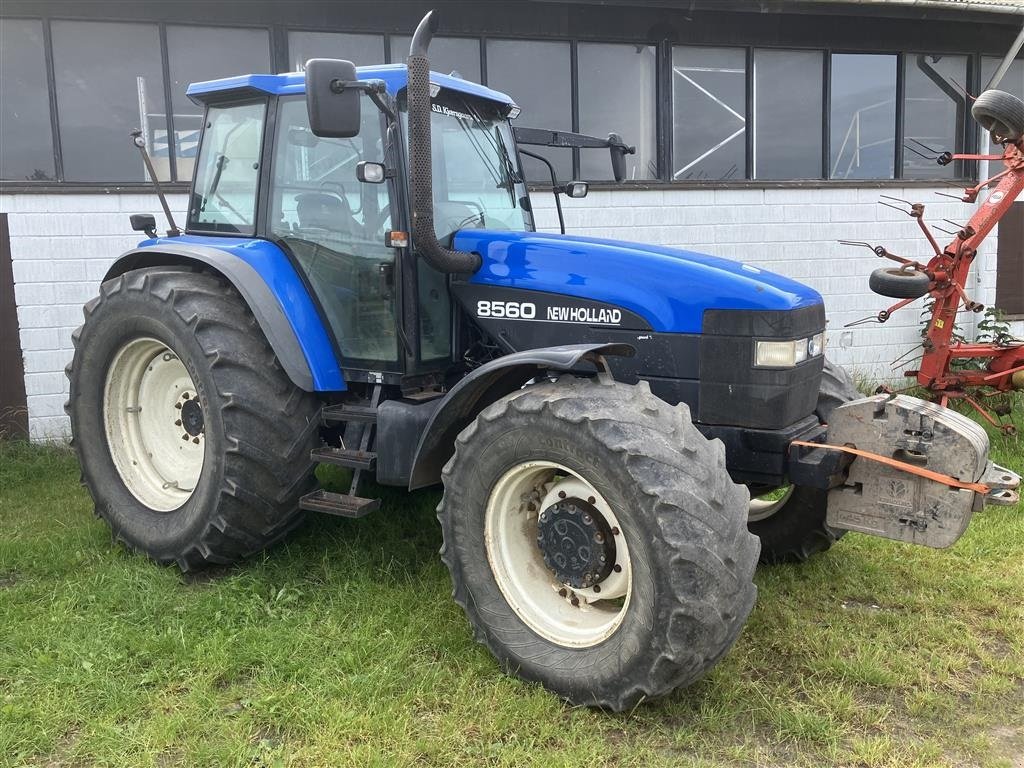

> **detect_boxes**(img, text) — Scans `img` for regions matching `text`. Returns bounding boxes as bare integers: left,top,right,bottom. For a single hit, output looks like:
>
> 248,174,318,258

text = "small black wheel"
748,359,861,564
869,267,932,299
972,89,1024,142
66,267,320,571
438,376,759,710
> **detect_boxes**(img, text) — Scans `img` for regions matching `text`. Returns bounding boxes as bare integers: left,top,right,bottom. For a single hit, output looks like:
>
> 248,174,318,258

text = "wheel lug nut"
613,564,622,573
593,584,601,593
570,596,579,607
175,403,182,410
182,393,190,400
611,527,620,536
588,496,596,504
558,588,567,597
175,419,182,426
181,434,189,441
558,491,566,499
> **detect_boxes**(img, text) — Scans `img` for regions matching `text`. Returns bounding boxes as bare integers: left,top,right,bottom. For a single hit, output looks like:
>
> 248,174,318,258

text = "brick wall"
0,188,1016,441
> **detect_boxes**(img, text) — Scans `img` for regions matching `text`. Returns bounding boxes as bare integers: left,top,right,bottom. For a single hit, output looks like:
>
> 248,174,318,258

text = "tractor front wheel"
66,267,320,571
438,376,759,710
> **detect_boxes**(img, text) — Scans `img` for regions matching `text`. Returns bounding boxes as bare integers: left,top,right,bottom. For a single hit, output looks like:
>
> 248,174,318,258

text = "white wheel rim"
103,337,205,512
748,485,795,522
484,461,632,648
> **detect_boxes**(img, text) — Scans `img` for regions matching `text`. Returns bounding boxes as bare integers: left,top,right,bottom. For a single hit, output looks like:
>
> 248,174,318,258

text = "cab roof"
186,63,514,107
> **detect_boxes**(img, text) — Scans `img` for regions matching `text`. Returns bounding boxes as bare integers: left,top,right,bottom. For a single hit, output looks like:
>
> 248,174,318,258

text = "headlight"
754,334,825,368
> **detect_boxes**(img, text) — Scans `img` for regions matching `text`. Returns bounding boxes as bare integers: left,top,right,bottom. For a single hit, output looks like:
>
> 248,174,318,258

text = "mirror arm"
519,148,565,236
329,78,396,120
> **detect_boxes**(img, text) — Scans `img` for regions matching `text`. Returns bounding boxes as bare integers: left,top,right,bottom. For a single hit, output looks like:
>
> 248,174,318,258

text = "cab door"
267,96,400,373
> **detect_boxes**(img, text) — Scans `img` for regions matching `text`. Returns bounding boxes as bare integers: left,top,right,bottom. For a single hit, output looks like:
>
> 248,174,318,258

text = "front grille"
698,305,825,429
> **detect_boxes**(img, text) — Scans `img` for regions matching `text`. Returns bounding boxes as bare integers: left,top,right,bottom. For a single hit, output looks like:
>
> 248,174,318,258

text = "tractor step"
299,489,379,518
321,404,378,424
311,446,377,471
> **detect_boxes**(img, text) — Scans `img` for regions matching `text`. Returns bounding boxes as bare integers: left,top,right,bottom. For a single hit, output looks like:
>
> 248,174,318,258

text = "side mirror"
564,181,589,199
305,58,361,139
129,213,157,238
356,161,386,183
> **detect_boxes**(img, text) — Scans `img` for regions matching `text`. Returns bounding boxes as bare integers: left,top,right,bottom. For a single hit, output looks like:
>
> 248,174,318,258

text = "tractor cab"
181,65,533,387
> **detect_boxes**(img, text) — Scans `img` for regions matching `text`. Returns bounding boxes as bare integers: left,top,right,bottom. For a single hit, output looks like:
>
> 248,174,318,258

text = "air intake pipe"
407,10,482,274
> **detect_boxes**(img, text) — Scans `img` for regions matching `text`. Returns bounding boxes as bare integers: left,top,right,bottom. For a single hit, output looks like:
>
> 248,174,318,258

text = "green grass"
1,411,1022,768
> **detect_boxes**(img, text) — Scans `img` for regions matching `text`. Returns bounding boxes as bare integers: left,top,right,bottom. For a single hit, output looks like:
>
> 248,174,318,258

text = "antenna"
130,129,181,237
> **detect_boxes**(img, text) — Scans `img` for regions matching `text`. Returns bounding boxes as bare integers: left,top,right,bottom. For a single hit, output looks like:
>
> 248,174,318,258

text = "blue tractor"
67,12,1018,709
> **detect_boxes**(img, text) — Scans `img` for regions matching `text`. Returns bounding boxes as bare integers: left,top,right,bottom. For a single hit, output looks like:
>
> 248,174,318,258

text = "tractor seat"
295,192,355,234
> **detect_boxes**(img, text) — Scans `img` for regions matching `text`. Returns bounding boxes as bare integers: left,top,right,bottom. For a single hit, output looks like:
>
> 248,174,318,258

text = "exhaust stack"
407,10,481,274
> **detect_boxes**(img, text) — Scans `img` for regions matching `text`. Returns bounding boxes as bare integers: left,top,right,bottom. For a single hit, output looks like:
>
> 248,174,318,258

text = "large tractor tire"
747,358,861,564
437,375,759,710
66,267,320,571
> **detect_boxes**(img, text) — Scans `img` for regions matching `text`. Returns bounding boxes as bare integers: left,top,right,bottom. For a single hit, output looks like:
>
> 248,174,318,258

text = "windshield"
404,90,533,242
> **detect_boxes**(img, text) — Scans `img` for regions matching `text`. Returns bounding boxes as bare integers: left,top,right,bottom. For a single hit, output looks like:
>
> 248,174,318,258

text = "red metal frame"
868,140,1024,434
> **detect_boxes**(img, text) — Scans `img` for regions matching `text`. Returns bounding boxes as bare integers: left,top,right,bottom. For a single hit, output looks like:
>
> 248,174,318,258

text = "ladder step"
311,446,377,471
299,489,379,518
321,404,377,425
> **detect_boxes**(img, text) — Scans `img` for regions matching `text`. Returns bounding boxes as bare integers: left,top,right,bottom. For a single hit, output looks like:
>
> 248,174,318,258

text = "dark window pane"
754,49,823,180
189,101,264,233
289,31,384,70
830,53,896,179
167,26,271,180
981,57,1024,153
902,54,967,179
578,43,657,181
672,47,746,181
487,39,572,182
1,19,55,181
389,35,480,82
51,21,168,182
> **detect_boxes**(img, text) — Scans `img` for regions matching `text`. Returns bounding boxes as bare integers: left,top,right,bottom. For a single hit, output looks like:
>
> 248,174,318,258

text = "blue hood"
455,230,822,334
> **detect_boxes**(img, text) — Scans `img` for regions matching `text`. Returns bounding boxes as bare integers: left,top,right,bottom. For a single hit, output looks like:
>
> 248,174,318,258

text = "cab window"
269,97,398,369
188,101,265,234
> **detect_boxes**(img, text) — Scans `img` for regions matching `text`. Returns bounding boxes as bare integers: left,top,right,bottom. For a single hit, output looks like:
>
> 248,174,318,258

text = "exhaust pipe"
407,10,481,275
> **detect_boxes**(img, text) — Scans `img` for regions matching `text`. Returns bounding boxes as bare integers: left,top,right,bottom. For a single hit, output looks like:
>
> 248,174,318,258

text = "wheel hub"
536,497,616,589
179,397,204,437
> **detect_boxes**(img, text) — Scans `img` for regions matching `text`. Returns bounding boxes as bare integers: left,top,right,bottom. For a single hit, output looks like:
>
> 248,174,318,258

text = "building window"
902,54,967,180
754,49,824,180
486,39,572,182
829,53,897,180
0,19,55,182
289,31,385,71
51,20,169,182
390,35,480,82
167,26,272,180
672,47,746,181
578,42,657,181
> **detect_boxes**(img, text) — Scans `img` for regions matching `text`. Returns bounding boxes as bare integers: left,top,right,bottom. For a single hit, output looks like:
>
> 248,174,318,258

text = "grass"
1,408,1022,768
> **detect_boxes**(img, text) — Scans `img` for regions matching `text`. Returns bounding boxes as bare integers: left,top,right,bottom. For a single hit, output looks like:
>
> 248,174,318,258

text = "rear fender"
407,343,633,489
104,241,344,392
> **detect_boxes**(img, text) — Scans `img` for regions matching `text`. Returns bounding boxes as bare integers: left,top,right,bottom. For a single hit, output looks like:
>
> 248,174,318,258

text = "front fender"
104,236,344,392
408,343,633,490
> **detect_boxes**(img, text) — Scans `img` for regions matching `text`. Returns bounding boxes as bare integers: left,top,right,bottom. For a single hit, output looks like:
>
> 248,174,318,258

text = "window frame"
0,9,1008,191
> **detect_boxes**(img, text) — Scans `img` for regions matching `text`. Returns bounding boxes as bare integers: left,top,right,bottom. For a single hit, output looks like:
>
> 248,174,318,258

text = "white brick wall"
1,187,1018,441
1,193,189,440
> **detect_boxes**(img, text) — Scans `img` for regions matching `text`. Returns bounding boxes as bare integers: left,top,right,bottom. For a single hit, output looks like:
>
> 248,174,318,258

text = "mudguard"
103,238,345,392
407,343,633,490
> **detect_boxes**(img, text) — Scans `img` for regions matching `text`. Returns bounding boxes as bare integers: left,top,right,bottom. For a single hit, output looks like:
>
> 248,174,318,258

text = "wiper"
492,125,522,202
200,154,228,213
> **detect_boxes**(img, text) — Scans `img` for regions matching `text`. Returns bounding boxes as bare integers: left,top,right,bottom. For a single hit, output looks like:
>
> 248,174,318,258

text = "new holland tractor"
67,11,1021,710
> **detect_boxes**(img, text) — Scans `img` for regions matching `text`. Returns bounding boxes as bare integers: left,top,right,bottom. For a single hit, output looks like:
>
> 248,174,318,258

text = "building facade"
1,0,1022,439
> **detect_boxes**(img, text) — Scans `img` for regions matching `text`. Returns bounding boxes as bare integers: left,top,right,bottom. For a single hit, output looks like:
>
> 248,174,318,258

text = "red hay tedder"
846,89,1024,434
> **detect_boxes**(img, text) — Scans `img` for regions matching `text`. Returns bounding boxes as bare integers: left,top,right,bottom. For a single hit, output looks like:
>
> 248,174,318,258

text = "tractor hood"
455,229,822,334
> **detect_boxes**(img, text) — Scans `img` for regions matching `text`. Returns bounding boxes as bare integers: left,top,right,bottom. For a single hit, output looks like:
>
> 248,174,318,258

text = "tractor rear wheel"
66,267,320,571
438,376,759,710
747,358,861,564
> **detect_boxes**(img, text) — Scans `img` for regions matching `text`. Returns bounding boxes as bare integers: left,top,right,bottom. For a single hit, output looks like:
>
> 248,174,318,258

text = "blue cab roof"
186,63,514,107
